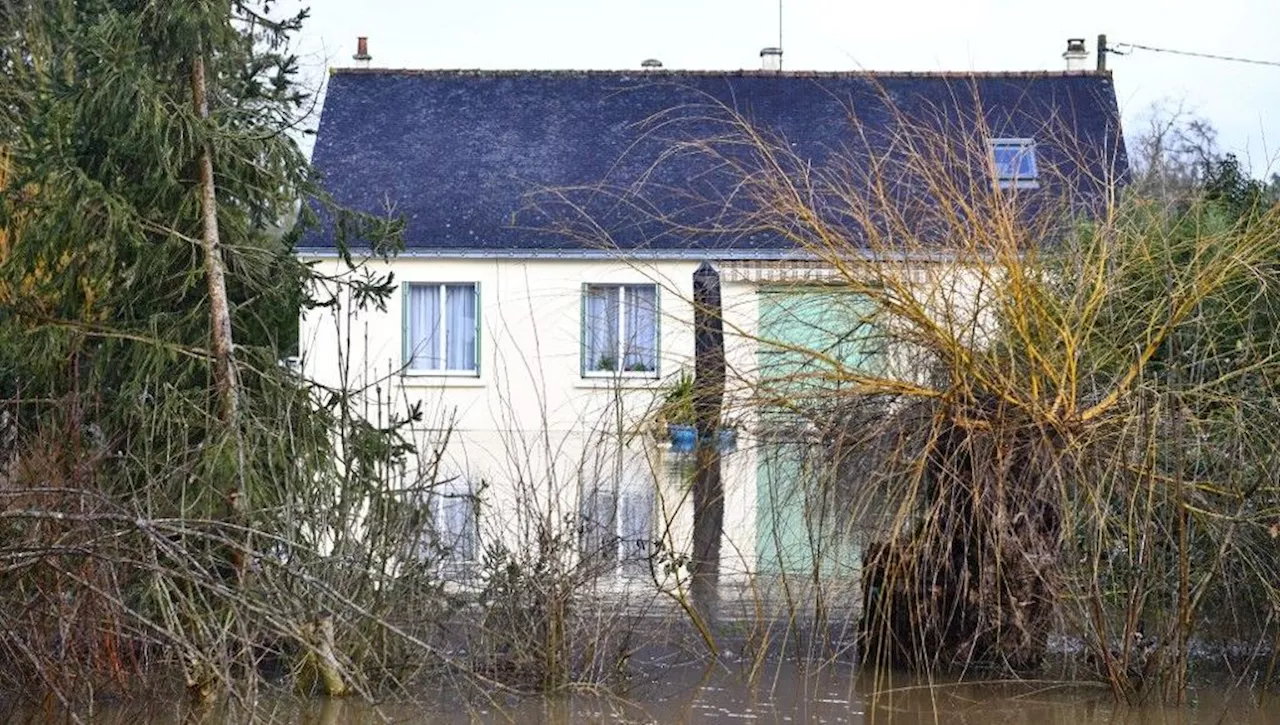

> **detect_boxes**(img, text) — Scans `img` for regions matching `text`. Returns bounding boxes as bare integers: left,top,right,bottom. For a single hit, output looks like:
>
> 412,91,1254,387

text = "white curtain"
445,284,477,371
618,487,654,570
580,484,618,566
407,284,441,370
436,478,477,568
584,286,619,371
439,498,475,564
618,455,656,574
623,286,657,372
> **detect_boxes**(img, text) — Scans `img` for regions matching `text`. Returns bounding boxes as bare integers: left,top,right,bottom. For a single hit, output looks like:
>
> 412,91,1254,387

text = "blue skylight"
990,138,1038,188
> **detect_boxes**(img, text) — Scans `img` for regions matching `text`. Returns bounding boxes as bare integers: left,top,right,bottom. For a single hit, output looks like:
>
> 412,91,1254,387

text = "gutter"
293,247,965,264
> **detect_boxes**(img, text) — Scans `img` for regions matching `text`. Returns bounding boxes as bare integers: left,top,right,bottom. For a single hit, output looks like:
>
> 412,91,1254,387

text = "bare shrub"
529,79,1280,701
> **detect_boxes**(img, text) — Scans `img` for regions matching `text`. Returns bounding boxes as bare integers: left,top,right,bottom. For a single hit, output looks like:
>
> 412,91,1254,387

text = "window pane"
585,285,620,371
992,145,1019,178
445,284,477,371
407,285,442,370
435,479,477,569
579,486,618,568
992,141,1036,181
1015,147,1037,177
618,487,653,574
623,286,658,373
439,497,475,564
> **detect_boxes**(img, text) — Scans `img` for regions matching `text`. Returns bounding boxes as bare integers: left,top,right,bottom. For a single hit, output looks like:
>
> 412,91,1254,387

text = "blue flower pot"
668,424,697,453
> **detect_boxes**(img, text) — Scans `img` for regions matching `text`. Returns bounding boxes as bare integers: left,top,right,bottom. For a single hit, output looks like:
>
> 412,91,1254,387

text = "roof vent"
353,36,372,68
760,47,783,71
641,58,664,70
1062,38,1088,71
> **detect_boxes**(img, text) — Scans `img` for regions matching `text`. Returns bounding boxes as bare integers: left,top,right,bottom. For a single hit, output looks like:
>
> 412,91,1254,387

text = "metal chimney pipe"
760,47,783,71
1063,38,1088,71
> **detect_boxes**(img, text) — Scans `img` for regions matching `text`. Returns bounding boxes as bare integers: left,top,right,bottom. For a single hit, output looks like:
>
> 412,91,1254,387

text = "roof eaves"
327,67,1114,81
295,246,813,260
294,246,965,264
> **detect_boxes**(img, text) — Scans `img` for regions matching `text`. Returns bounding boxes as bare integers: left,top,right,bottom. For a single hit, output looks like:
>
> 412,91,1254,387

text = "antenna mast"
778,0,783,70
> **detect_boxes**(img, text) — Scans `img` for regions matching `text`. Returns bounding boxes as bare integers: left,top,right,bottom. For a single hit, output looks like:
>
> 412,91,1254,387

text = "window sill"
579,571,680,593
439,577,483,596
997,179,1040,190
575,375,663,391
400,373,485,388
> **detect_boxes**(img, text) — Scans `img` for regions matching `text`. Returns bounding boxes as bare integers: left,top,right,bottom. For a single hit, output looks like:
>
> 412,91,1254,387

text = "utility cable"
1113,42,1280,69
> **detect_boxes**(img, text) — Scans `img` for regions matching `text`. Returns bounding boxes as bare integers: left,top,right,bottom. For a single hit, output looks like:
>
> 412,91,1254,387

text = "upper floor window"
583,284,658,376
405,283,478,374
989,138,1039,189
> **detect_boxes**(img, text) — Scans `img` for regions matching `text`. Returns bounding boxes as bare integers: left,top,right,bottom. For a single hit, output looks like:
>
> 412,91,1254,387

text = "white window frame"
403,282,480,376
581,283,660,378
989,138,1039,189
579,457,657,579
431,476,478,575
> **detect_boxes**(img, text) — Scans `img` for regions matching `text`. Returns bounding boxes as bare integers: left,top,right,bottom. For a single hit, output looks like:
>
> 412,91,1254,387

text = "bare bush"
530,81,1280,702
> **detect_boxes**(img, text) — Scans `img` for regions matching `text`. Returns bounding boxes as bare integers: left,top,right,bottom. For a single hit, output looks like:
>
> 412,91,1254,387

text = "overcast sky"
289,0,1279,175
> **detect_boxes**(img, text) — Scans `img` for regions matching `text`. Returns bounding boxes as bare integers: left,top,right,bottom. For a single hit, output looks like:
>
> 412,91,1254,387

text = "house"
298,56,1127,600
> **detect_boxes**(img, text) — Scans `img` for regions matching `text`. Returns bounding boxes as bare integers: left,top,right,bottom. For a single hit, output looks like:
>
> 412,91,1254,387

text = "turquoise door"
755,287,875,576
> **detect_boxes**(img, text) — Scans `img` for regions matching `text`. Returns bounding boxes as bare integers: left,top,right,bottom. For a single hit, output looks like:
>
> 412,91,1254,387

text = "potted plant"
657,370,697,453
655,370,735,453
716,425,737,453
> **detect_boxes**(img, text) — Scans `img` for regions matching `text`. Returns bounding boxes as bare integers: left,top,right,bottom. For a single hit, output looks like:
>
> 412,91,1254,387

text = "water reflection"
8,663,1279,724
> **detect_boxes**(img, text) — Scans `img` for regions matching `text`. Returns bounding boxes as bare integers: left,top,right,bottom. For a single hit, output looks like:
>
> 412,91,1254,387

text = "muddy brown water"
8,664,1279,724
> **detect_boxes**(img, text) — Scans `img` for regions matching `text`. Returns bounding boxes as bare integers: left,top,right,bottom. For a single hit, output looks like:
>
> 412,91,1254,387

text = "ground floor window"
579,455,656,576
432,476,478,572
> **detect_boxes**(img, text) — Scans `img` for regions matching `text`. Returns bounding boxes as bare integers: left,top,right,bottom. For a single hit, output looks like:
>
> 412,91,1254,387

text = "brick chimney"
353,37,372,68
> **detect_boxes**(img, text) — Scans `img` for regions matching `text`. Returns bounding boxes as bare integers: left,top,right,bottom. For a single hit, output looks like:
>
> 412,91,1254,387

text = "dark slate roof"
304,69,1128,256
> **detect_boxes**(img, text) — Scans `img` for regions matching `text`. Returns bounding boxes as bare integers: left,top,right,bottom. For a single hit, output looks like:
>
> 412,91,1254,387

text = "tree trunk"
858,404,1061,673
190,51,245,524
191,53,239,433
690,261,726,628
314,616,350,697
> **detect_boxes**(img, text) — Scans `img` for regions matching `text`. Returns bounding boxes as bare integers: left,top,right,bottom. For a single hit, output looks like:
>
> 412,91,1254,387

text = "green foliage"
0,0,409,509
1203,153,1279,225
0,0,442,704
658,368,696,425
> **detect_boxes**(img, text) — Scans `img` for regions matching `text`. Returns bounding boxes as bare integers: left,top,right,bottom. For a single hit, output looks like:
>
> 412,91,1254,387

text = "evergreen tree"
0,0,414,701
1,0,321,510
1204,153,1279,224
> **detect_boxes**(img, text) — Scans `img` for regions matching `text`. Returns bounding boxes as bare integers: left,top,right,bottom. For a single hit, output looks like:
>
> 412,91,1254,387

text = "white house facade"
300,254,767,588
298,65,1128,598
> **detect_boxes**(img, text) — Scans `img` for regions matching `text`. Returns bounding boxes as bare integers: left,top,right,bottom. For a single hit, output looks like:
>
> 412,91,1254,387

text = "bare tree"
1128,100,1220,205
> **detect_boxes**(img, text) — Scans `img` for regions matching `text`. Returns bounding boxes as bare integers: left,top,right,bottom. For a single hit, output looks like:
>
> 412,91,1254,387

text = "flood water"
7,662,1280,724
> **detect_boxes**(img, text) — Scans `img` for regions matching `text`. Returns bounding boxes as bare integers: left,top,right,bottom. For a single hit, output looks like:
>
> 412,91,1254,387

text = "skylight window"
989,138,1039,189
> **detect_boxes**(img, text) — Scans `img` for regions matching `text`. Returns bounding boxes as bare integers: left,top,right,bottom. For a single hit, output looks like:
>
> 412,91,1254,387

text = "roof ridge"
328,67,1111,80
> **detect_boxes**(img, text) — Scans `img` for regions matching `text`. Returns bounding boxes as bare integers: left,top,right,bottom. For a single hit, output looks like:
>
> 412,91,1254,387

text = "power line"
1114,42,1280,68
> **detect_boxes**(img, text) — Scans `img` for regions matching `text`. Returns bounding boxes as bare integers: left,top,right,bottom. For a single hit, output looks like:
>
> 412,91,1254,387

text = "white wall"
299,255,763,584
299,253,992,592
